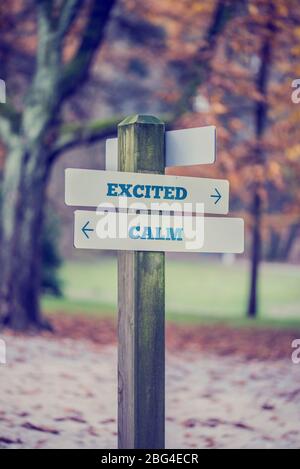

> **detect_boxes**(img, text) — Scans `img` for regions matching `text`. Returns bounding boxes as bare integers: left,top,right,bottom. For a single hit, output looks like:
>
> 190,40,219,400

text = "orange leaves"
252,164,265,183
228,118,245,132
210,101,227,115
286,144,300,162
276,1,290,18
248,3,261,17
266,160,284,189
294,26,300,41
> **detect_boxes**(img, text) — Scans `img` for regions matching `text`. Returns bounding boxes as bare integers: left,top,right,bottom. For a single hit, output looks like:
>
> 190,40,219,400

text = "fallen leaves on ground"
1,331,300,449
4,313,297,361
0,436,23,445
21,422,60,435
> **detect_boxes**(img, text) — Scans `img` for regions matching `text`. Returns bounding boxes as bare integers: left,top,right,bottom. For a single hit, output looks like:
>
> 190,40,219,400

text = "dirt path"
1,332,300,449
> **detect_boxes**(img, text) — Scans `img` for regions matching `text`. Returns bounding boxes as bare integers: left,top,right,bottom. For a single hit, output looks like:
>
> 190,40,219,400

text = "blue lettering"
144,185,152,199
152,185,164,199
142,226,153,239
155,227,165,240
175,187,188,200
132,185,145,198
167,227,184,240
129,226,141,239
119,184,133,197
107,183,188,201
106,183,119,196
164,186,175,200
129,225,183,241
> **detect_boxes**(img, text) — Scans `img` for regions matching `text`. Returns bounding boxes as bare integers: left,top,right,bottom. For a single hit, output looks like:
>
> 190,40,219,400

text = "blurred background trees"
0,0,117,329
166,0,300,317
0,0,300,330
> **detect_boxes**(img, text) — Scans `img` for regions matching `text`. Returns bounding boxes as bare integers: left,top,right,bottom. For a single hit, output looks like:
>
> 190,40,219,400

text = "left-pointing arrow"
82,221,94,239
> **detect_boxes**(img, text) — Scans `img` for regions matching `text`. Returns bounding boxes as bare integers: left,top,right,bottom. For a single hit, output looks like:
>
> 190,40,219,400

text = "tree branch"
48,116,121,164
35,0,58,68
59,0,116,102
57,0,84,41
174,0,243,119
0,103,21,146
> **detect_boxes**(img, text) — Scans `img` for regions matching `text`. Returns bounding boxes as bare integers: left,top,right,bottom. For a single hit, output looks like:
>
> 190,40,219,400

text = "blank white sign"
74,210,244,254
0,79,6,103
106,126,216,171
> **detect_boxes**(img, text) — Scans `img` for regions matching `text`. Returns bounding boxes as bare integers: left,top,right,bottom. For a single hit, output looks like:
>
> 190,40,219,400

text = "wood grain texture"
118,115,165,449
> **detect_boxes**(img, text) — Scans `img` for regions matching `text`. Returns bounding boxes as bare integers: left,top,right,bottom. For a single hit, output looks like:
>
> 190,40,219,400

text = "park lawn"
42,257,300,329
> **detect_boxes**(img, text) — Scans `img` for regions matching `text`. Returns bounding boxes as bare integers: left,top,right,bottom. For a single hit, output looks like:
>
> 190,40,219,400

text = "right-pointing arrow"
210,188,222,204
82,221,94,239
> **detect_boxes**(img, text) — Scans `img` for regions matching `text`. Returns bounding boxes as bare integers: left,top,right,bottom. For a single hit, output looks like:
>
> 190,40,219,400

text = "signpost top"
118,114,164,126
106,124,216,171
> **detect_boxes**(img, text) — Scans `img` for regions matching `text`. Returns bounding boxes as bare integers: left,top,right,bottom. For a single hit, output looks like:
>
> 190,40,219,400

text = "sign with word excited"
65,169,229,215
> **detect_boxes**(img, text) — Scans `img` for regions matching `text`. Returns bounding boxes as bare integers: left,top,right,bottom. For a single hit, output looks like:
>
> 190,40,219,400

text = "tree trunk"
266,228,281,261
246,5,275,318
279,222,300,261
0,0,116,331
0,142,50,330
247,192,262,318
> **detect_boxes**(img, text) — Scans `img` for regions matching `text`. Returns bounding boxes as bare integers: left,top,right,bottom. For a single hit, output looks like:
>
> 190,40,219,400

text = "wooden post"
118,115,165,449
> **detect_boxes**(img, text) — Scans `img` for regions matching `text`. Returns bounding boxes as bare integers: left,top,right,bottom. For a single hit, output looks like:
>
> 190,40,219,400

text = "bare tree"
0,0,117,330
247,3,276,318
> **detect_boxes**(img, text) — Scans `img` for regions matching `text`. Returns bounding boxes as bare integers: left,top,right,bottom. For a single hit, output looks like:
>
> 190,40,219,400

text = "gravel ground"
0,333,300,449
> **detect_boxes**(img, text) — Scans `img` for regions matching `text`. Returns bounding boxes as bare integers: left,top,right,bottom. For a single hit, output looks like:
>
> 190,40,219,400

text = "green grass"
42,257,300,328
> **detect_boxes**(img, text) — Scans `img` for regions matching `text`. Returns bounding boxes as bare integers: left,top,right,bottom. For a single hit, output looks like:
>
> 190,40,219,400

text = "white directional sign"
106,126,216,171
0,79,6,103
74,210,244,253
65,169,229,215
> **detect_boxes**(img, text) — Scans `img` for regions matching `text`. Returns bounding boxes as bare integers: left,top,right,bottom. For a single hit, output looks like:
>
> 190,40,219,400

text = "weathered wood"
118,114,165,449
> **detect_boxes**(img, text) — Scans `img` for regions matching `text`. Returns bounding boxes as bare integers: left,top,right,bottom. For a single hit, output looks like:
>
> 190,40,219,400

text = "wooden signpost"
117,115,165,449
65,114,244,450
